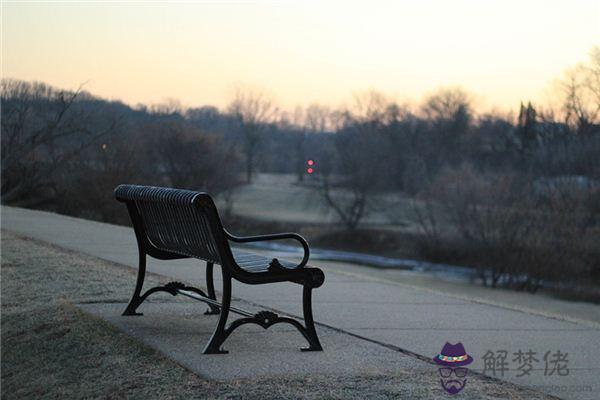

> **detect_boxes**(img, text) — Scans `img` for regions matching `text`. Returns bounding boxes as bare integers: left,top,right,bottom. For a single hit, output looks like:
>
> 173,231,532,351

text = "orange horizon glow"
2,1,599,113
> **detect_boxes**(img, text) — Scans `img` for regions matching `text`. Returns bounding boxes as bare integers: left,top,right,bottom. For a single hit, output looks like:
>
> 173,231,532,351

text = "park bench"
115,184,324,354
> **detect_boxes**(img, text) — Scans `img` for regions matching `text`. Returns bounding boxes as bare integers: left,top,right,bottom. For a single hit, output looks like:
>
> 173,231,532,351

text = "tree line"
2,48,599,293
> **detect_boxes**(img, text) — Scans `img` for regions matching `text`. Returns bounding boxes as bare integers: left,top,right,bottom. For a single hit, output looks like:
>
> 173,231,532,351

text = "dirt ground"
1,231,552,399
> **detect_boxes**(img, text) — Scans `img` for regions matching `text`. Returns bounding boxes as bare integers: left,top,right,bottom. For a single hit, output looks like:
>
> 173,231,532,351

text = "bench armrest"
224,230,310,268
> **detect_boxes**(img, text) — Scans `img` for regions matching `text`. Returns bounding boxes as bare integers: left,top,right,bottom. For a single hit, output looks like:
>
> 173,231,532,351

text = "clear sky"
2,1,598,112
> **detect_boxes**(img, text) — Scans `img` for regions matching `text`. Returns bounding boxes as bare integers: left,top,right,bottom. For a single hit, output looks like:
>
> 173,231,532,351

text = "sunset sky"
2,1,599,112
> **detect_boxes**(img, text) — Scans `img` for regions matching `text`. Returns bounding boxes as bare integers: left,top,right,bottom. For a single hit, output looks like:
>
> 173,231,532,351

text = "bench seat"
232,249,300,272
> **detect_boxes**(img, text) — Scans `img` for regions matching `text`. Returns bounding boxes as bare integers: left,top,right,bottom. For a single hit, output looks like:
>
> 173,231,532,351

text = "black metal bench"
115,184,324,354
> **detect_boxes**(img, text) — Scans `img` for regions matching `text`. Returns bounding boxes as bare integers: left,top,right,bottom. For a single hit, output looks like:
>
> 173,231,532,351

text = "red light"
307,159,314,166
307,167,314,174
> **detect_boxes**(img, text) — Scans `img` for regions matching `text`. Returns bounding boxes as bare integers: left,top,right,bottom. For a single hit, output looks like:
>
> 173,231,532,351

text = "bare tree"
305,104,330,133
149,98,184,115
278,107,309,182
557,46,600,134
147,119,240,193
284,104,331,182
318,92,393,229
1,79,118,205
227,87,276,183
57,129,143,222
415,163,598,291
421,87,473,167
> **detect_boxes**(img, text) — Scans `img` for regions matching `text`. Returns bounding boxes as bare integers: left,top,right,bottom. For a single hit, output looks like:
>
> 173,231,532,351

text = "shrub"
415,164,599,291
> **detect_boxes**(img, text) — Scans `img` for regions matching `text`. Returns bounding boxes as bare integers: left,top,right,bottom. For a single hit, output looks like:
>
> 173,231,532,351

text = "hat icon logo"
433,342,473,395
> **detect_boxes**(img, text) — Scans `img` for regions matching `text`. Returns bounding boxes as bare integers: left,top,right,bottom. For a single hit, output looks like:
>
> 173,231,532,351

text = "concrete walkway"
78,302,428,381
2,206,598,400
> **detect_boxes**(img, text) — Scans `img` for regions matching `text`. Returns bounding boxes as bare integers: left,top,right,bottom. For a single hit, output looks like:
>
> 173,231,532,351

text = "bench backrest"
115,184,230,264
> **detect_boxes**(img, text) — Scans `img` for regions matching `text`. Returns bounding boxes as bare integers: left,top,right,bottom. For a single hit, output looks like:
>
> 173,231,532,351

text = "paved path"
78,302,428,381
2,206,598,399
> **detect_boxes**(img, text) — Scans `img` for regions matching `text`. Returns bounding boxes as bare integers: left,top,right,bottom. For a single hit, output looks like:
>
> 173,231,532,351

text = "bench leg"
201,277,322,353
203,271,231,354
204,261,220,315
202,284,323,352
301,285,323,351
123,252,146,316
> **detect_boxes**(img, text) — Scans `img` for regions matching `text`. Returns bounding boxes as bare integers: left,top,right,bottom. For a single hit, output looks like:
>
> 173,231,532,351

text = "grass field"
217,173,425,231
